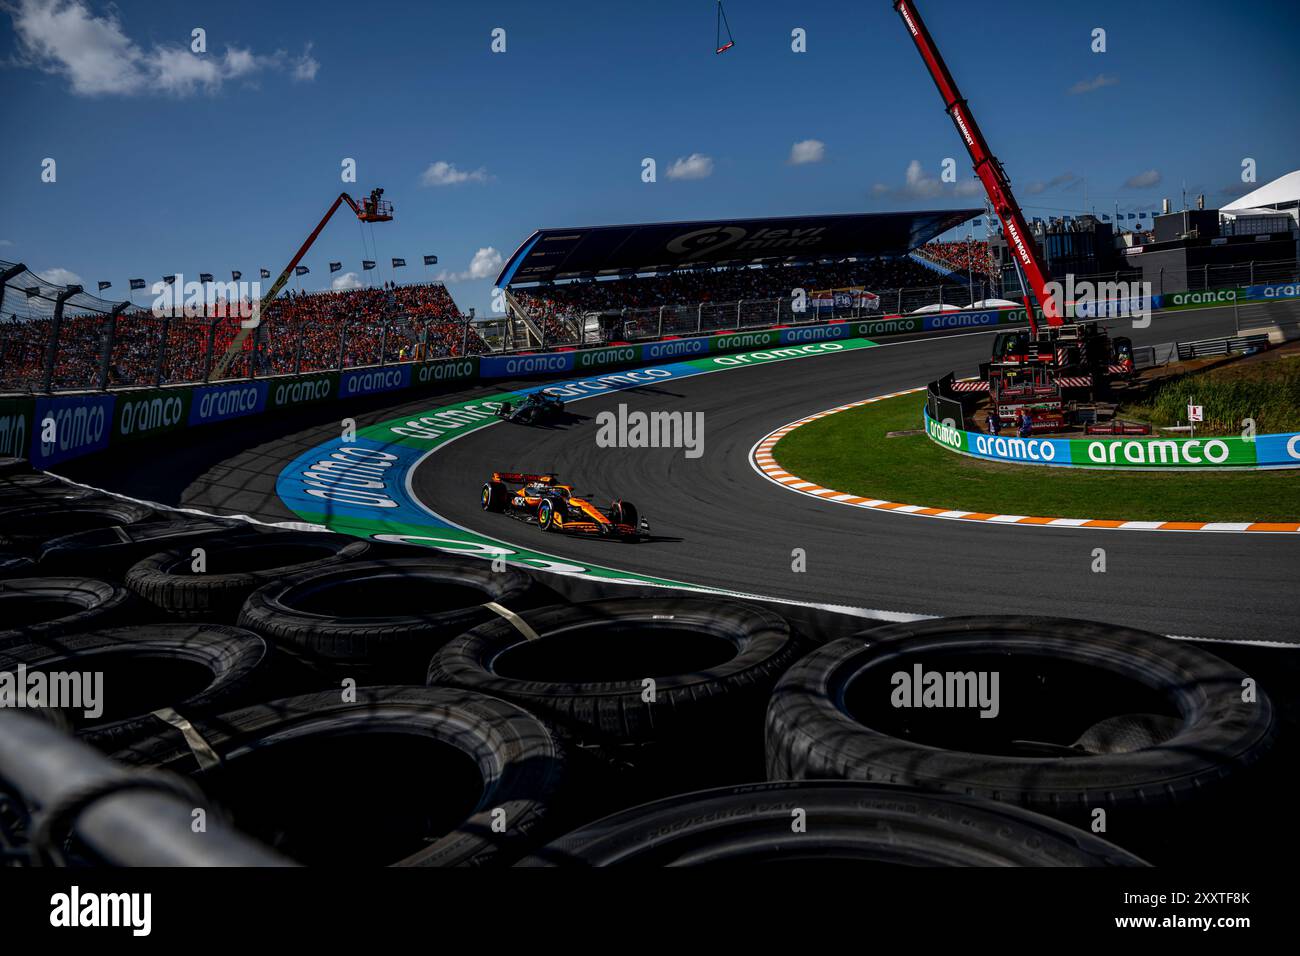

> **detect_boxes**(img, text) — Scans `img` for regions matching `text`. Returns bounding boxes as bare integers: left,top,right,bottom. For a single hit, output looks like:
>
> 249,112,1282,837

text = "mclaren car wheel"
538,500,557,531
610,500,639,530
481,481,507,513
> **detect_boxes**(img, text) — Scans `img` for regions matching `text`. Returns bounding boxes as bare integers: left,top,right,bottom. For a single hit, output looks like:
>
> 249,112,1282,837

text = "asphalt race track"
63,301,1300,644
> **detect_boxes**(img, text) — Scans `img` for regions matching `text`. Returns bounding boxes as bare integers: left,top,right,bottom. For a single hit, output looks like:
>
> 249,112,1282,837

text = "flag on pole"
129,278,146,290
24,286,39,298
294,266,309,276
391,257,406,268
329,262,342,273
163,275,176,285
232,270,241,281
260,268,271,279
199,273,214,283
97,281,112,291
423,255,438,265
362,260,376,271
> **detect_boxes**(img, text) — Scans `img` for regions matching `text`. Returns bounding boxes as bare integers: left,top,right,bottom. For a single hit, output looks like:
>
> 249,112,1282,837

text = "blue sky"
2,0,1297,317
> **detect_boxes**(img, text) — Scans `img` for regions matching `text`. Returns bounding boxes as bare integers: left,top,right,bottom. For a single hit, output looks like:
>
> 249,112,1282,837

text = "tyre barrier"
237,557,538,681
520,781,1147,867
39,518,250,580
126,530,373,622
0,497,158,556
428,598,801,791
0,624,270,751
0,472,98,504
0,457,32,477
0,577,133,649
764,616,1277,861
0,553,36,578
113,685,571,866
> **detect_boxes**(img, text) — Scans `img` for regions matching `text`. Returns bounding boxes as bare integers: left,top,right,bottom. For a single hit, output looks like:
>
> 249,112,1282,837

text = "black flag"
260,268,271,279
129,278,146,290
423,255,438,265
362,260,376,271
97,281,112,291
329,262,342,273
294,266,309,276
231,270,241,281
391,258,406,268
199,273,214,283
24,286,40,298
163,275,176,285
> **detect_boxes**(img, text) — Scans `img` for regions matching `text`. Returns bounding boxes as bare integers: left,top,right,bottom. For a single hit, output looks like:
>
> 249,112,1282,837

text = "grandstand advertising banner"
924,408,1300,469
32,393,116,467
113,389,192,443
267,372,340,411
0,397,34,460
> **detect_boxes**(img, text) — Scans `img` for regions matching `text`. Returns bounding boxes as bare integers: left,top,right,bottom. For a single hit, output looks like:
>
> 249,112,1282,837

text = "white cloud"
37,267,83,286
436,247,503,282
1124,169,1162,189
666,153,714,181
292,44,319,82
1023,172,1082,195
331,271,362,290
1069,73,1119,95
7,0,320,97
420,161,490,186
872,159,983,199
0,240,14,247
788,139,825,165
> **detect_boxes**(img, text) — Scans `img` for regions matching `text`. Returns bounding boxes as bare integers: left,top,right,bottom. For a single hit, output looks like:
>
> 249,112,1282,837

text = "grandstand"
0,262,484,393
493,210,985,348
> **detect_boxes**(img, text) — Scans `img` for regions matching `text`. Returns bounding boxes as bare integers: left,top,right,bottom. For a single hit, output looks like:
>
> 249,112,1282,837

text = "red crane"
891,0,1061,335
211,188,393,378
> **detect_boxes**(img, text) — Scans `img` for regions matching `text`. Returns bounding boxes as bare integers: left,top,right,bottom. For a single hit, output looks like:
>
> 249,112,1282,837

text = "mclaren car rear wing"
492,471,558,484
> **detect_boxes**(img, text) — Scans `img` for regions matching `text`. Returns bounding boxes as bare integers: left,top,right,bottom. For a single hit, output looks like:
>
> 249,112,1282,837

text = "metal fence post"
204,319,218,382
735,300,742,330
338,321,348,369
98,303,124,391
154,314,171,386
1250,260,1254,285
463,308,474,355
44,285,83,392
697,303,703,333
657,306,665,338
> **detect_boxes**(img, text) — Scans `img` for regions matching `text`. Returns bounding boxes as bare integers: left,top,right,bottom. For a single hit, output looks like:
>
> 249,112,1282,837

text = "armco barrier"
923,407,1300,469
5,287,1283,472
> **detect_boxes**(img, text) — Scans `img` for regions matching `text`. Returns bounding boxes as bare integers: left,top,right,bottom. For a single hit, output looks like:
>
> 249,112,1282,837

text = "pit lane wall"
5,279,1296,470
922,408,1300,470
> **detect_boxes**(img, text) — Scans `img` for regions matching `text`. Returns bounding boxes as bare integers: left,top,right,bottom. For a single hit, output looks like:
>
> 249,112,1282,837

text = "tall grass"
1127,360,1300,434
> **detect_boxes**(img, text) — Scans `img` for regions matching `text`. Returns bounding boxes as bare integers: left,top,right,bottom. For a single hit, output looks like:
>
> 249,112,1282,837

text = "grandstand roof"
1221,170,1300,212
495,210,981,287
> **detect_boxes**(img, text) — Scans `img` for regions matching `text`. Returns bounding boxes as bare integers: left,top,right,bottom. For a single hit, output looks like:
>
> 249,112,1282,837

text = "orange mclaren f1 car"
480,472,648,540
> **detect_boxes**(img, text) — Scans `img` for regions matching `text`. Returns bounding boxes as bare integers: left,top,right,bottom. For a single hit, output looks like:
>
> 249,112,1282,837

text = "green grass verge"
1121,357,1300,435
772,393,1300,523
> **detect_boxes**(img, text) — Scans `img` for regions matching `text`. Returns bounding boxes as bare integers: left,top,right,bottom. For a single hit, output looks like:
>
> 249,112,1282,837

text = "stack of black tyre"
0,459,1281,867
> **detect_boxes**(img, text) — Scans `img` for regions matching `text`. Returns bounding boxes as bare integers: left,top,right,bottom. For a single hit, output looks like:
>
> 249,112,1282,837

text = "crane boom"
210,189,393,379
892,0,1060,334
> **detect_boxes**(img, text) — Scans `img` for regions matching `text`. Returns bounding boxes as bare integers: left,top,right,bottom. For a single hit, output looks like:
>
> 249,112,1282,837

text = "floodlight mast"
891,0,1060,336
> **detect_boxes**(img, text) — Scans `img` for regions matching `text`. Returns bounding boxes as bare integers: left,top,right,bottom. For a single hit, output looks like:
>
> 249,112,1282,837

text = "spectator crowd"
919,240,998,277
0,282,485,392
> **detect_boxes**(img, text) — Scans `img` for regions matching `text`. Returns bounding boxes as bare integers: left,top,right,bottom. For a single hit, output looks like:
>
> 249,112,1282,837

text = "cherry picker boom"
209,188,393,379
891,0,1060,336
